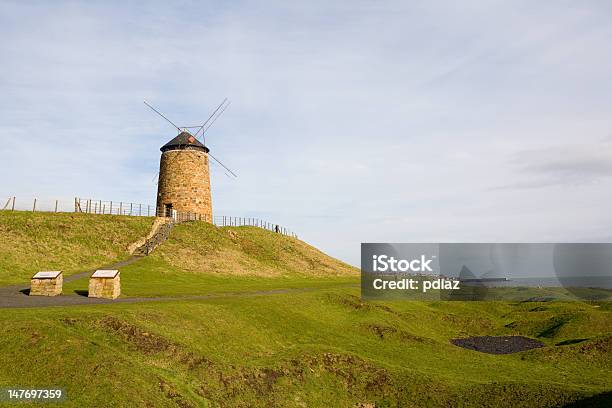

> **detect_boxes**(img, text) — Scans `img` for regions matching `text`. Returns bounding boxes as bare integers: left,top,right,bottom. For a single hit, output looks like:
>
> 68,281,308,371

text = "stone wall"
88,276,121,299
156,149,212,221
30,275,63,296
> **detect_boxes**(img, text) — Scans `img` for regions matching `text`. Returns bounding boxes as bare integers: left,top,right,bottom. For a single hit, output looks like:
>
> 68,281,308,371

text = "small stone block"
30,271,63,296
88,271,120,299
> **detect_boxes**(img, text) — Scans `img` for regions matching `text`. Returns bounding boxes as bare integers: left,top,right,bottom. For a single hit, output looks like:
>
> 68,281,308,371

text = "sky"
1,1,612,267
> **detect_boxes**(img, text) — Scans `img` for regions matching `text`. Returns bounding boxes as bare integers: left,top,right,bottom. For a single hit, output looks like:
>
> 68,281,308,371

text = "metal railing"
141,222,174,255
213,215,297,238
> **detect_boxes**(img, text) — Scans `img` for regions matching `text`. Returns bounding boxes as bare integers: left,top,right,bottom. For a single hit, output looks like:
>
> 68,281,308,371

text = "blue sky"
1,1,612,266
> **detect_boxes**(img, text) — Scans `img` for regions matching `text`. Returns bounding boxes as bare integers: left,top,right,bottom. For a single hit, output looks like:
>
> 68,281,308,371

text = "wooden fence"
1,196,72,213
74,197,155,217
1,196,297,238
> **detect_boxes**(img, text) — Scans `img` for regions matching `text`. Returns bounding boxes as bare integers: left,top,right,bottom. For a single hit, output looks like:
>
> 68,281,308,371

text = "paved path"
0,285,339,309
0,255,146,308
0,256,357,309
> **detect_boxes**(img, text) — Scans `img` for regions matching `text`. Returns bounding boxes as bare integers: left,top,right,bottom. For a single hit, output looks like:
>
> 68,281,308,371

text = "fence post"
147,205,150,216
32,198,37,212
55,200,58,213
12,197,15,211
139,204,142,216
110,201,113,215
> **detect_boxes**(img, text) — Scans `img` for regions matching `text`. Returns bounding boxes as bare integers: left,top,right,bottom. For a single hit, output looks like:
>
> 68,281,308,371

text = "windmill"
144,99,236,221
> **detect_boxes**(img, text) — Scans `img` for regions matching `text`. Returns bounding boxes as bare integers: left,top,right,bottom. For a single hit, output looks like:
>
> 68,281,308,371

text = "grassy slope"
64,222,358,297
0,294,610,407
0,211,153,285
0,216,610,407
147,221,357,278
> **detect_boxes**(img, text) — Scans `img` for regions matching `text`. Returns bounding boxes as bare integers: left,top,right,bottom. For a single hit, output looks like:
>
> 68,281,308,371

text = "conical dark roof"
160,131,209,153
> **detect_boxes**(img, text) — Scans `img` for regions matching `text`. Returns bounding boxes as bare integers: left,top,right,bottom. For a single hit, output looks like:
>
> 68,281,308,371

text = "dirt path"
0,256,356,309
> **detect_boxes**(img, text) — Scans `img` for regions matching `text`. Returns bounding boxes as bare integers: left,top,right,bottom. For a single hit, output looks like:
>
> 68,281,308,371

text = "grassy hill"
0,213,610,407
152,221,356,278
0,211,152,285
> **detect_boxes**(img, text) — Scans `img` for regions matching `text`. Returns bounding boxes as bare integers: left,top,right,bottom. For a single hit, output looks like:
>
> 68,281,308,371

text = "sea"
477,276,612,289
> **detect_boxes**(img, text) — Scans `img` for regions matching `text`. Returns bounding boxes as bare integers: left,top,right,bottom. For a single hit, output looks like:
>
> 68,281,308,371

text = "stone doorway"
164,203,173,217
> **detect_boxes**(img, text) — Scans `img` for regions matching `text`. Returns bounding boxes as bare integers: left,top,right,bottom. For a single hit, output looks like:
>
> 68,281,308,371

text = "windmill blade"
202,101,231,136
144,101,181,132
193,98,228,139
209,153,237,178
209,160,234,178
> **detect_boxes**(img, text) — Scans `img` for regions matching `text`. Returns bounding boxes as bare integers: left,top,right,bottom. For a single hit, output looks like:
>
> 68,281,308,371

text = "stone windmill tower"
145,100,236,221
157,131,212,220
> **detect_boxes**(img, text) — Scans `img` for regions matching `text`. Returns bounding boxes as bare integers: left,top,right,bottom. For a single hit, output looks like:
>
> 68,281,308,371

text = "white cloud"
1,0,611,266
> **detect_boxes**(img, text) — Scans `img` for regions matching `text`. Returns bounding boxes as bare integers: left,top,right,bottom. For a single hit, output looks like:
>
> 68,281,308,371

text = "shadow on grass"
563,391,612,407
555,338,589,346
74,290,89,297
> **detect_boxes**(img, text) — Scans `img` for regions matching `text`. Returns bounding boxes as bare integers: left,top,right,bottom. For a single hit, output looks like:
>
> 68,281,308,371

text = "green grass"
64,253,358,298
0,293,610,407
64,221,358,297
0,214,610,407
144,221,358,278
0,211,153,285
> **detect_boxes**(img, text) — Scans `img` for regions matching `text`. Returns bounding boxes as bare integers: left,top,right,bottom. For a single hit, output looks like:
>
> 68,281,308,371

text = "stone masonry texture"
156,149,212,221
30,275,63,296
88,275,121,299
